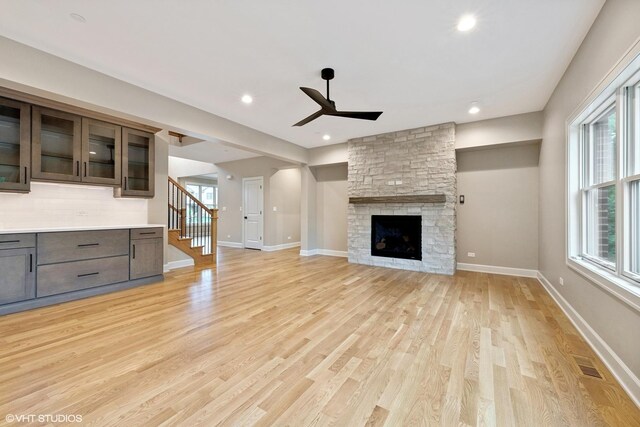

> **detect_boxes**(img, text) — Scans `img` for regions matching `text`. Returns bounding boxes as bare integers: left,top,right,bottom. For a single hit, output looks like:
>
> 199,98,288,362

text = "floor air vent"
573,355,604,379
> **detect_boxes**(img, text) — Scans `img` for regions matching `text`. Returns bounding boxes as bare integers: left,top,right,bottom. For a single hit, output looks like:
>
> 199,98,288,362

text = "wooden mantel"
349,194,446,204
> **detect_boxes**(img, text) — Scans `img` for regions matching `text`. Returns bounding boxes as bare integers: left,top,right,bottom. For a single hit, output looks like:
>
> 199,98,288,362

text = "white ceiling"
168,140,259,165
0,0,604,148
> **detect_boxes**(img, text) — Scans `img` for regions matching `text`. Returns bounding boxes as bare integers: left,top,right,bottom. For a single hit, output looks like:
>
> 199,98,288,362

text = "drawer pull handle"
77,243,100,247
139,232,156,235
0,240,20,244
78,272,99,278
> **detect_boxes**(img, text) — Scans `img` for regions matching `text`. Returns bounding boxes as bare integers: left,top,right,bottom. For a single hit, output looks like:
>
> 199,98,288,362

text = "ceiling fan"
293,68,383,126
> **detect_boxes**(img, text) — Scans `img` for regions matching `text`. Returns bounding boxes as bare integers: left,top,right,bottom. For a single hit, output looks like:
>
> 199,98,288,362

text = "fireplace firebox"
371,215,422,260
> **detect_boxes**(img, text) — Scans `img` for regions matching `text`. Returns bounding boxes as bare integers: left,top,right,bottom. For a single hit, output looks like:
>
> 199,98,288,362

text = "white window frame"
567,54,640,313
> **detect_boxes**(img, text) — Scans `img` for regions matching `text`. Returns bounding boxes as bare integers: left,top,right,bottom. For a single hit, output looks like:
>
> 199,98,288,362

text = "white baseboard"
457,262,538,278
537,271,640,408
163,259,195,272
263,242,301,252
299,249,348,257
217,241,243,249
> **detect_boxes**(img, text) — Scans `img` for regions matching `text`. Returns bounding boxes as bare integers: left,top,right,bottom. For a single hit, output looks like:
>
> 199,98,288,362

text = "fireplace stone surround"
347,123,456,275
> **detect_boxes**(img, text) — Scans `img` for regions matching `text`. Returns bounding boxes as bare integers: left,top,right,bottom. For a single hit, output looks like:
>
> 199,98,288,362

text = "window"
568,60,640,301
185,182,218,209
184,182,218,225
581,104,617,268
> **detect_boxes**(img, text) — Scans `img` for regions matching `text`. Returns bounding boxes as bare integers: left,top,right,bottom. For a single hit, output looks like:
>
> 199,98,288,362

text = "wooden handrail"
168,177,218,260
168,176,215,213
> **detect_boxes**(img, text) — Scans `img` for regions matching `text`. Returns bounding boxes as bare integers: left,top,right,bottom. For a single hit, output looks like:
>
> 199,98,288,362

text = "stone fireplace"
347,123,456,275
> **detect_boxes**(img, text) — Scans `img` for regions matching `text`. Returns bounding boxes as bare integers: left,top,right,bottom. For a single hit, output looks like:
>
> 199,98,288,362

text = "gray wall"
315,164,348,253
457,143,539,269
216,157,301,247
540,0,640,385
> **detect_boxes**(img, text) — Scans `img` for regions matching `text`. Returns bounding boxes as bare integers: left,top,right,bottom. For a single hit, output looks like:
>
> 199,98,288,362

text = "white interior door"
243,177,263,249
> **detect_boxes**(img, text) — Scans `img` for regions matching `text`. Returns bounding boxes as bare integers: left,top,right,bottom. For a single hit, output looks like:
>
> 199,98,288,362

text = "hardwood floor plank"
0,247,637,426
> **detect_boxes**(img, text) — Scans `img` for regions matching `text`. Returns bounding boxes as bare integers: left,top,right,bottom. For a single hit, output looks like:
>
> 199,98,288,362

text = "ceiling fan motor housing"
321,68,335,80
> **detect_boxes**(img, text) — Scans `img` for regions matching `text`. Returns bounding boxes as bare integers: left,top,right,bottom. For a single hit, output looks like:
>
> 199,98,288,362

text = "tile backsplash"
0,182,148,229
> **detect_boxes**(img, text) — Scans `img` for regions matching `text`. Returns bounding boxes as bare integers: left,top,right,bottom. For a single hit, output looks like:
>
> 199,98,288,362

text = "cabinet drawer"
0,234,35,249
37,255,129,297
131,227,163,240
37,229,129,265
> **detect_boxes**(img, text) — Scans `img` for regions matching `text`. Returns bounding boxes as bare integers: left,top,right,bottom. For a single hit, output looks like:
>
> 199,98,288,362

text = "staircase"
168,177,218,265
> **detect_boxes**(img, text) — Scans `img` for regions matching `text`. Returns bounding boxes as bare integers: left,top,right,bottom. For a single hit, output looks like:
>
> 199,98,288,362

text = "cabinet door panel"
130,238,163,280
119,128,155,198
82,118,121,185
32,106,82,182
0,248,35,305
0,98,30,192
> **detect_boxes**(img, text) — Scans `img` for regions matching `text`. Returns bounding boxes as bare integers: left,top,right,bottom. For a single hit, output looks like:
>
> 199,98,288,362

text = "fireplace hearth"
371,215,422,261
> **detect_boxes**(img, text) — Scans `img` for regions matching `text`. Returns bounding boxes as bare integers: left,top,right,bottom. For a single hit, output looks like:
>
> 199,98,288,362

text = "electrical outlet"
559,277,564,286
222,206,227,211
467,252,476,258
227,234,231,239
273,206,277,212
287,236,291,240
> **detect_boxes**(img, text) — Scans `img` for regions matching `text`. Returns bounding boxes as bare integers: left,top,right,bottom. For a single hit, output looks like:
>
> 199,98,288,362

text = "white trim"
317,249,348,257
537,271,640,408
262,242,301,252
217,240,243,248
299,249,348,257
456,262,538,278
163,259,195,272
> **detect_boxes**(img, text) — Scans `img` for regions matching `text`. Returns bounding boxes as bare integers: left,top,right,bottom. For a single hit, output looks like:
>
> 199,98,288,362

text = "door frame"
242,176,264,250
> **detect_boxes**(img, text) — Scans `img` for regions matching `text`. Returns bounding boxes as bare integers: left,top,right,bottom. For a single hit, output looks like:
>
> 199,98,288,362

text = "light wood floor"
0,248,638,426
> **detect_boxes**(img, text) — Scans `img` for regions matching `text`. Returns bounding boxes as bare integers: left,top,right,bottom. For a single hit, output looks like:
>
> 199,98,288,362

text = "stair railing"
168,177,218,257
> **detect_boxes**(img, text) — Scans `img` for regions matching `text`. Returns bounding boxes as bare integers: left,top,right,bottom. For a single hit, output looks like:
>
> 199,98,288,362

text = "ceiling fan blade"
292,110,325,127
300,87,335,111
328,111,383,121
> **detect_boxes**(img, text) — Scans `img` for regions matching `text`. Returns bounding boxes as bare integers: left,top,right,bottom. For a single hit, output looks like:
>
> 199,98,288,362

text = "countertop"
0,224,165,235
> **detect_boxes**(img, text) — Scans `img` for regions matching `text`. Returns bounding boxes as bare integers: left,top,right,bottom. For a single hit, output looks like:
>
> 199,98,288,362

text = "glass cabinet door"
81,118,121,185
0,98,30,192
120,128,155,197
32,107,81,182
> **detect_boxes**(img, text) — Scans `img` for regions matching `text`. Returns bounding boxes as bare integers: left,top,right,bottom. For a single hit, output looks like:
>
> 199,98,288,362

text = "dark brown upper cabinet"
0,97,30,192
32,106,82,182
116,128,155,198
81,118,121,186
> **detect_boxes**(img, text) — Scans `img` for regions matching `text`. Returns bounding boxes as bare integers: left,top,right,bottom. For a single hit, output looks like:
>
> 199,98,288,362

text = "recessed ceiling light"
241,94,253,104
468,102,480,114
457,14,476,32
322,134,331,141
69,13,86,23
89,151,97,155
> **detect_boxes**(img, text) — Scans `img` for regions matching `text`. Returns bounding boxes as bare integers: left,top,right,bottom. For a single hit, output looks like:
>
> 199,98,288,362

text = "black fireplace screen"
371,215,422,260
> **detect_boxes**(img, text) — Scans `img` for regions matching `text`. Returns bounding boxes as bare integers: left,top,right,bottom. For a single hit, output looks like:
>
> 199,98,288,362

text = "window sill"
567,257,640,313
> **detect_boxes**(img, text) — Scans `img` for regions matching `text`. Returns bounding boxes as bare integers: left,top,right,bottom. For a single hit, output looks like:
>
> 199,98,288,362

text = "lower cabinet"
130,238,163,280
0,248,35,305
0,227,164,315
